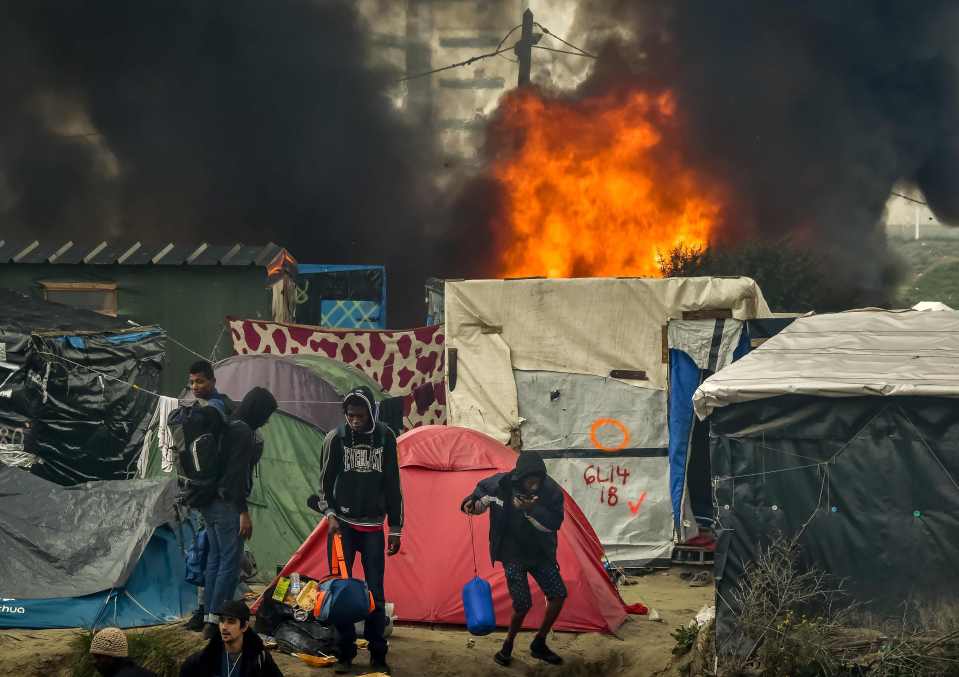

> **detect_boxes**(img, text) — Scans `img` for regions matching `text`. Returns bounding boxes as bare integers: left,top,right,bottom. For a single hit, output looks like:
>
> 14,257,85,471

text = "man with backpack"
461,453,567,667
307,386,403,675
181,386,277,639
188,360,234,416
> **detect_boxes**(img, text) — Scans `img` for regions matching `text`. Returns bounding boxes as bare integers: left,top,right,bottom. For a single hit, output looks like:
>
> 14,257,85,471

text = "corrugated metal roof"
0,240,283,266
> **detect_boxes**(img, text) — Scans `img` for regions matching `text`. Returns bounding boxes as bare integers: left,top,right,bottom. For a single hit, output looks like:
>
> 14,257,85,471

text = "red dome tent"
256,426,627,633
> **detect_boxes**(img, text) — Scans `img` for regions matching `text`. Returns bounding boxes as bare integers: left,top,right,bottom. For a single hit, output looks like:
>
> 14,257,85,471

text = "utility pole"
515,8,534,86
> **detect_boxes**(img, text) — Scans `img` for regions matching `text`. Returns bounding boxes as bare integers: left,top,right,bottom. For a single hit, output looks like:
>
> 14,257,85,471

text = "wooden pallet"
671,545,715,566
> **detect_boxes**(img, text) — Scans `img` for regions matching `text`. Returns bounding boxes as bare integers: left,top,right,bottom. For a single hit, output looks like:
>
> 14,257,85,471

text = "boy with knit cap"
89,627,156,677
307,386,403,675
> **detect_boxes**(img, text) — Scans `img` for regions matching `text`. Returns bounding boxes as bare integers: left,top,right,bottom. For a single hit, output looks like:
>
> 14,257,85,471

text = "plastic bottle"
290,572,301,596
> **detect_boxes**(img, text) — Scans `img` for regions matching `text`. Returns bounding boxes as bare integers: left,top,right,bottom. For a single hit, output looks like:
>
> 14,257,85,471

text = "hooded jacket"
460,453,564,565
314,386,403,535
185,387,277,512
179,627,282,677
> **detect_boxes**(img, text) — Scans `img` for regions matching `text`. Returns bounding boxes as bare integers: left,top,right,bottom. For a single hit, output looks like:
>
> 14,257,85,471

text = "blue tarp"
0,525,195,629
667,328,751,528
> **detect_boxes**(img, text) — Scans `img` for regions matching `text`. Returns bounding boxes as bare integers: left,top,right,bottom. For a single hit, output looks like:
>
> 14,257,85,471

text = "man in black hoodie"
180,599,283,677
461,453,567,667
184,387,277,639
307,386,403,675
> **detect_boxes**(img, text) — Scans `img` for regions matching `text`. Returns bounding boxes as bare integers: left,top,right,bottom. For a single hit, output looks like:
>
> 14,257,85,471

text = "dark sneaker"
494,639,513,667
184,608,205,632
334,658,353,674
370,656,392,674
202,623,219,640
530,637,563,665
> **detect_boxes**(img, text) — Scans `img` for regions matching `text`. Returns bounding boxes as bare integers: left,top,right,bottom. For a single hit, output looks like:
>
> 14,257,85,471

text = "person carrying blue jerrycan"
460,452,567,667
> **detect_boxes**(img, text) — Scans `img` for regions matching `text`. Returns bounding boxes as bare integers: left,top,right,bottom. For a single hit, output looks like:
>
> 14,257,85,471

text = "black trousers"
327,523,388,661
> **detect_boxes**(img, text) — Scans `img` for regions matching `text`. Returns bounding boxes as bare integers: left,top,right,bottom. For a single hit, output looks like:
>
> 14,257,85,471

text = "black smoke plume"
0,0,437,324
458,0,959,309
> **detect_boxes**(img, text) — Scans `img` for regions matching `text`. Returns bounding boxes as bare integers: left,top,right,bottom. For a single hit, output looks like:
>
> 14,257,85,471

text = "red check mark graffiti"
628,491,647,515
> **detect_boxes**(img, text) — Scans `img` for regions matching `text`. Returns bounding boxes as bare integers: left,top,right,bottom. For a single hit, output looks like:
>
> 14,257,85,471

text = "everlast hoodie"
315,386,404,535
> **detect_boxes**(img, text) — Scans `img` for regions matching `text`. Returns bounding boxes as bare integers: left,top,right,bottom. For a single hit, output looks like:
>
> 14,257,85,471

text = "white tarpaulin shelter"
694,308,959,419
445,277,771,564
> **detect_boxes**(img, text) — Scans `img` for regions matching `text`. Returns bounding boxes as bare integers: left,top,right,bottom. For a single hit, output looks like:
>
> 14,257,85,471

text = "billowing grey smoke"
453,1,959,308
0,0,437,324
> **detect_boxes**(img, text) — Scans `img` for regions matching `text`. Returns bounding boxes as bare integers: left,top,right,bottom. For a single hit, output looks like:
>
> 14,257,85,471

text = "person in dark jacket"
180,600,283,677
461,452,567,667
187,387,277,638
89,627,156,677
307,386,403,675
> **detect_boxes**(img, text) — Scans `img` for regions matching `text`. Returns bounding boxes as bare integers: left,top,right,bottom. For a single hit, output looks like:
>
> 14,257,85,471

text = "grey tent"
694,309,959,650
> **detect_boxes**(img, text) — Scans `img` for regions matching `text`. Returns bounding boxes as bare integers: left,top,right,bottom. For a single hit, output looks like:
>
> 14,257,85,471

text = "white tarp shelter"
445,276,771,564
694,308,959,420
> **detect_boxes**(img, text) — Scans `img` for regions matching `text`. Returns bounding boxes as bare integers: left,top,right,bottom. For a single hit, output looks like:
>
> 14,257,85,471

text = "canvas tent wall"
254,426,627,633
0,467,194,629
666,317,795,543
444,277,771,565
0,289,164,484
693,309,959,652
228,319,447,429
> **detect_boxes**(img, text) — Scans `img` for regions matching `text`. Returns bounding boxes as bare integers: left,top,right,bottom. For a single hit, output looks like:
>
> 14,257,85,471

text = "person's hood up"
342,385,378,434
234,387,277,430
512,452,547,483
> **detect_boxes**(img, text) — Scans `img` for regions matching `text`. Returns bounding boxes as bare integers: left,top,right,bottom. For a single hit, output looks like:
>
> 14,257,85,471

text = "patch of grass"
70,625,204,677
671,624,699,656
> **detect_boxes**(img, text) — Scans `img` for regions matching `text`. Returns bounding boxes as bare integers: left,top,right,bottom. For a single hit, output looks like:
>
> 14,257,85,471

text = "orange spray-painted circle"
590,418,631,452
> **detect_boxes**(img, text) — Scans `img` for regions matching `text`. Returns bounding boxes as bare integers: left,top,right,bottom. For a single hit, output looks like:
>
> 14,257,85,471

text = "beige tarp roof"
445,276,771,442
693,308,959,419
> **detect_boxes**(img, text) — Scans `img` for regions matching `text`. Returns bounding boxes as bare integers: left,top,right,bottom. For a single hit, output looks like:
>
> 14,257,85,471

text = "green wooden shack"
0,239,279,395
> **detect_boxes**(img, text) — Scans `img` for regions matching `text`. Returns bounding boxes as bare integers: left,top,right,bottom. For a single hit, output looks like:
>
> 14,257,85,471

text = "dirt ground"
0,568,713,677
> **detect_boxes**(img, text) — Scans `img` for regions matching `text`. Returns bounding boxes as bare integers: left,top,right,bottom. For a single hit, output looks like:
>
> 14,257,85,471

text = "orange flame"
490,89,723,278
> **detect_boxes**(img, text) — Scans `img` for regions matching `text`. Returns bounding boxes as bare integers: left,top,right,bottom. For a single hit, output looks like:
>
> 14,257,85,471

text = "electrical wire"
533,44,597,59
534,23,597,59
396,45,516,83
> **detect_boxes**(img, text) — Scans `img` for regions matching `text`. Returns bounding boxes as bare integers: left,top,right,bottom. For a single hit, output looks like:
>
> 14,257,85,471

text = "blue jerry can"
462,576,496,636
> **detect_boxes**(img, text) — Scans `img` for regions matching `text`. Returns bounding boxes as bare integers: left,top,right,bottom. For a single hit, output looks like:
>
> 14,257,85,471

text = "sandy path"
0,569,713,677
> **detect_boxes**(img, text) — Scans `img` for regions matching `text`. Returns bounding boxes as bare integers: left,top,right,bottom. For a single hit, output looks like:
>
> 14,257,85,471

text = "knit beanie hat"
90,627,128,657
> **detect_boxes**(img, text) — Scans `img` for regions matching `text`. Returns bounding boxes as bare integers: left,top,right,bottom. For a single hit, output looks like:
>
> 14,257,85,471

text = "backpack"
168,403,223,490
313,534,375,626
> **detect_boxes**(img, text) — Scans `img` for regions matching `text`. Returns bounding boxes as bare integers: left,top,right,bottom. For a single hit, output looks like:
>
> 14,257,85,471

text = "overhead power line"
533,45,596,59
534,23,597,59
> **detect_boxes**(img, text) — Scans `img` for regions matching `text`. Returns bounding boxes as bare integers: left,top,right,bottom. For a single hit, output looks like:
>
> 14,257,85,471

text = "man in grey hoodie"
308,386,403,674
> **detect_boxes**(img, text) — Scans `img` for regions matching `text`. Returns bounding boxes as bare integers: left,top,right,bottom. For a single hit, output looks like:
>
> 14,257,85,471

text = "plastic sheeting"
0,467,178,599
710,395,959,652
516,371,668,451
666,320,750,540
0,526,195,629
695,309,959,419
25,329,165,484
445,277,770,443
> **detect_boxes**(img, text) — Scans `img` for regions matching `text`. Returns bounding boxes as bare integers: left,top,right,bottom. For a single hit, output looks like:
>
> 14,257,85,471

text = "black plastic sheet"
25,331,165,484
710,395,959,652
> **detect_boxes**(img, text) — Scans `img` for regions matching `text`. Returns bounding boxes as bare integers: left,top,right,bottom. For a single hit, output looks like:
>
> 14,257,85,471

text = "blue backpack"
185,528,209,587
